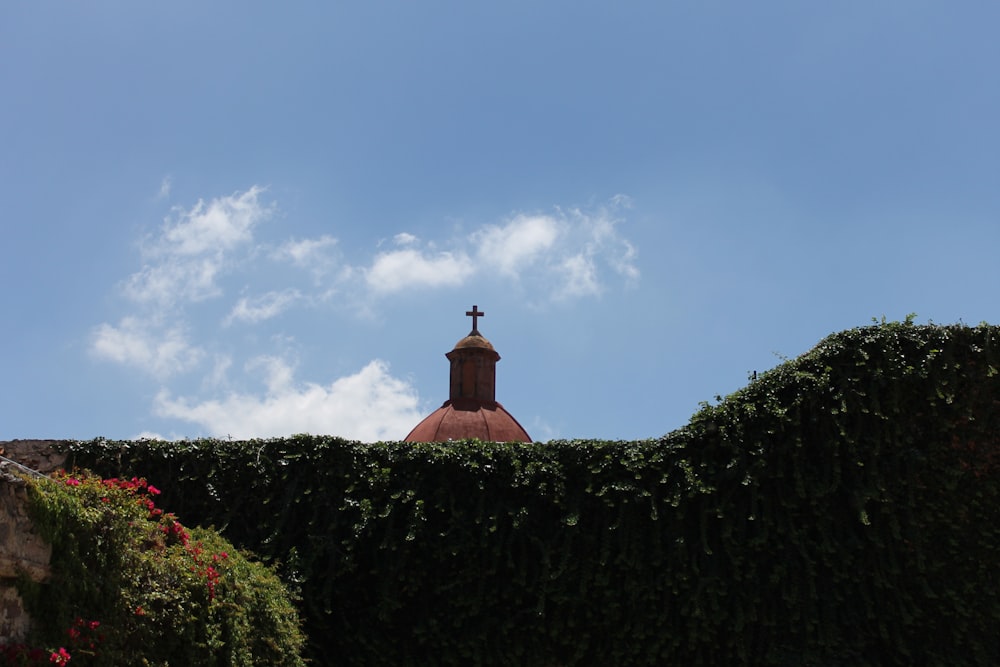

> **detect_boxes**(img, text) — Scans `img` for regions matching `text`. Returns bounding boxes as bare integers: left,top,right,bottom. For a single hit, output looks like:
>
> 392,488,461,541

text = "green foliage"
60,322,1000,665
18,472,305,667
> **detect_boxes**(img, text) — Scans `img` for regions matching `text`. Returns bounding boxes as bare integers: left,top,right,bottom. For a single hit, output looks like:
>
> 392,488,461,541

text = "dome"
404,305,532,444
404,398,531,443
452,332,497,354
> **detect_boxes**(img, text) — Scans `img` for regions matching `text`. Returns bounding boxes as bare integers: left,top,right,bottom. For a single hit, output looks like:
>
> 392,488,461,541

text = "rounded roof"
452,332,496,353
404,399,531,443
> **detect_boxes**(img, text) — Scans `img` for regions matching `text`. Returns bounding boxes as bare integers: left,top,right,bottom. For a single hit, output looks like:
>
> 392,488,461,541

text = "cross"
466,305,484,334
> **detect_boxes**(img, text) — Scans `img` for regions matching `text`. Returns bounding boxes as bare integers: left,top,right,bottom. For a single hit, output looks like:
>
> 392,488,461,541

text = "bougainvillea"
17,471,305,667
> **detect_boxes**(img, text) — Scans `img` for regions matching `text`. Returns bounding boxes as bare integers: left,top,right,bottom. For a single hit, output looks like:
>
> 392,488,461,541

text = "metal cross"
466,305,484,334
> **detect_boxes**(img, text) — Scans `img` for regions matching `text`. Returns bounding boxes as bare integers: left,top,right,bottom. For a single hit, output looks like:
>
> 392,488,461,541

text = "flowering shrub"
16,471,305,667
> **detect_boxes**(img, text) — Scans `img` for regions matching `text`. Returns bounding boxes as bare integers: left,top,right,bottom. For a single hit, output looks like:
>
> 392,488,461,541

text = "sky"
2,2,999,443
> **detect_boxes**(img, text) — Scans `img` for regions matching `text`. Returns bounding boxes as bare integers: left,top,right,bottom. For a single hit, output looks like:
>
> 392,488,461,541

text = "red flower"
49,646,71,665
147,485,161,496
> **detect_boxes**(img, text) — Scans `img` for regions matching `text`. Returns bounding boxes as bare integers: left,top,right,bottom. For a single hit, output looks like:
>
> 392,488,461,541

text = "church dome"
404,399,531,443
404,305,532,443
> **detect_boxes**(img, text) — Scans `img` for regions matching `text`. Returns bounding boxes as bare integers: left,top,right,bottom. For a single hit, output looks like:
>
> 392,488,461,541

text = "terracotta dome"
404,398,531,443
404,306,532,443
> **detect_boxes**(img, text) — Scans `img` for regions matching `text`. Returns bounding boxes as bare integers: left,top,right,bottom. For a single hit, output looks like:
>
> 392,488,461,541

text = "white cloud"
224,289,302,325
612,239,640,282
205,354,233,389
124,255,225,305
360,198,638,299
274,235,338,268
555,254,601,299
246,354,296,394
155,359,422,441
92,187,275,384
609,193,633,209
551,203,640,293
275,236,336,264
366,248,474,293
124,186,273,309
393,232,419,246
160,186,270,256
473,214,562,276
91,316,203,379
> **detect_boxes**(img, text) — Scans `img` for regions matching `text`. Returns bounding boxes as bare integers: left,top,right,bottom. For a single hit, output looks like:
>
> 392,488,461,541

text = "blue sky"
2,2,998,442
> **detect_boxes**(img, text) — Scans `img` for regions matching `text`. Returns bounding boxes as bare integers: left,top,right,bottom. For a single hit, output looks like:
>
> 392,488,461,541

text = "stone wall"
0,440,68,476
0,441,64,644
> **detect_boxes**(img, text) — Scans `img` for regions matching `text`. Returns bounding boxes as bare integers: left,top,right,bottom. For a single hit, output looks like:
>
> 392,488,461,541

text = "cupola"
404,305,532,443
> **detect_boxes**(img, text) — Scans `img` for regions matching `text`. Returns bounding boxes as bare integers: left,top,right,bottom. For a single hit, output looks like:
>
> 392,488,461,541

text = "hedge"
59,321,1000,665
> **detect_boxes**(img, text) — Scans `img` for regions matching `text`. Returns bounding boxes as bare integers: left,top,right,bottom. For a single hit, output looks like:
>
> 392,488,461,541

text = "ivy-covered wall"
59,322,1000,666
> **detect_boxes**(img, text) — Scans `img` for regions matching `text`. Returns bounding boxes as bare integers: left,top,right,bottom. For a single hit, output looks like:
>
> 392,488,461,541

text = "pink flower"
147,485,161,496
64,478,81,487
50,646,71,665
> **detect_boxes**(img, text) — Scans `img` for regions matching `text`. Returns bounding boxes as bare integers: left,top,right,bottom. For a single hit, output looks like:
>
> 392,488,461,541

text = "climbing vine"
60,322,1000,666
